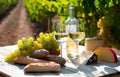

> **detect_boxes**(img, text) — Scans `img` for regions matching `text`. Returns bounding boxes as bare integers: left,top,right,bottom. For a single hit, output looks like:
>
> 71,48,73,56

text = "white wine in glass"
55,33,68,44
69,32,85,44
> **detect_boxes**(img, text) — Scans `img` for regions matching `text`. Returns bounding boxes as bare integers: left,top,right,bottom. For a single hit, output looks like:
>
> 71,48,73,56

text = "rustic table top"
0,45,120,77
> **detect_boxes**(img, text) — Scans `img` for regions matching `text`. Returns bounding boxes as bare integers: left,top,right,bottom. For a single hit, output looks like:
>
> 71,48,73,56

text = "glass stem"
60,43,63,57
76,42,79,53
76,42,80,65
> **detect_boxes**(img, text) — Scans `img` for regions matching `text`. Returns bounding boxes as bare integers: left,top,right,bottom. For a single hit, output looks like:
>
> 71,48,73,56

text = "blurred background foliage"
24,0,119,35
23,0,120,49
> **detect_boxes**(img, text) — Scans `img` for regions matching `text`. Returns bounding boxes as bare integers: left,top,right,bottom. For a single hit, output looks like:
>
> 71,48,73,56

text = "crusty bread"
13,56,49,65
24,62,61,72
30,49,49,58
45,55,66,66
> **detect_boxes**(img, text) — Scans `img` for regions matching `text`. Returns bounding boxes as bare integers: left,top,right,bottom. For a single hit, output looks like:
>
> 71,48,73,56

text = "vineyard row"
0,0,18,16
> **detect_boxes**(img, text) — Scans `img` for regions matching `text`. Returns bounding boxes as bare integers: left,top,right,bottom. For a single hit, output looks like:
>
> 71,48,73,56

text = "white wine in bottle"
65,5,79,33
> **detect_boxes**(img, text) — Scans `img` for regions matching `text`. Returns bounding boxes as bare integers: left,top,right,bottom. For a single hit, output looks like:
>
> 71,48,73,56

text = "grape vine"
97,4,120,49
0,0,18,16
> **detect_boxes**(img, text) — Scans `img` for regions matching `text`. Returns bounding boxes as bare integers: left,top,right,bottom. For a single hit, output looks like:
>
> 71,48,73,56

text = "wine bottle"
65,5,79,33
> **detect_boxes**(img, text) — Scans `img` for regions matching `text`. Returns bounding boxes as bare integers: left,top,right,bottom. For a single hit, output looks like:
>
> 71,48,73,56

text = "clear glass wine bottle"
65,5,79,33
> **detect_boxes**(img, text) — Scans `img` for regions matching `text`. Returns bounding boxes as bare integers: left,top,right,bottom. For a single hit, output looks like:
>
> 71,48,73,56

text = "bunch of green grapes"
37,32,59,52
5,37,43,62
5,32,59,62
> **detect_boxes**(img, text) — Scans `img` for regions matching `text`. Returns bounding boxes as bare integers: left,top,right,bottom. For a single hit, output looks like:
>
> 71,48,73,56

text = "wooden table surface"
0,45,120,77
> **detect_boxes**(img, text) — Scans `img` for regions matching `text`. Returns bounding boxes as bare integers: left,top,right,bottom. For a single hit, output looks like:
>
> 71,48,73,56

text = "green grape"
23,42,28,49
37,43,43,49
39,33,46,41
17,40,24,49
13,48,21,56
17,39,22,44
28,37,34,42
26,42,32,48
39,32,44,38
22,37,26,42
44,35,50,42
22,38,28,49
49,32,54,37
33,41,43,49
21,50,29,56
37,38,41,43
30,46,38,52
33,41,38,46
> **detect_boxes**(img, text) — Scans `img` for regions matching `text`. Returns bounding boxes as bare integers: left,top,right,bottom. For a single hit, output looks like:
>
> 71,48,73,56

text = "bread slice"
13,56,49,65
24,62,60,73
94,47,118,63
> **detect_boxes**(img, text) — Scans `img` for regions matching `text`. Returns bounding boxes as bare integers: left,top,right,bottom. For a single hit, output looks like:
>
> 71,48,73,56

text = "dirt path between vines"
0,0,35,46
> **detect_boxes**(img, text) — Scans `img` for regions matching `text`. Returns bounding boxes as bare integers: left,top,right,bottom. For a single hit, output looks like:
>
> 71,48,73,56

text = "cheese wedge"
94,47,118,63
85,38,105,51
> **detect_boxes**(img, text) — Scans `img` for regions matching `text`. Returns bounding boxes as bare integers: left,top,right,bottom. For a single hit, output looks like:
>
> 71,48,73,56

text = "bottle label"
65,25,77,33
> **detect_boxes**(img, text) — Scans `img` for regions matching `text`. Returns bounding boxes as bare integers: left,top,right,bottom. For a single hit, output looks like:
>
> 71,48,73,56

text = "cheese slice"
94,47,118,63
85,38,105,51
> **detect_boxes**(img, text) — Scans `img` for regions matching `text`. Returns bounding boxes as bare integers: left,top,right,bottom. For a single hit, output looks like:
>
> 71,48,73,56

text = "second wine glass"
54,21,68,57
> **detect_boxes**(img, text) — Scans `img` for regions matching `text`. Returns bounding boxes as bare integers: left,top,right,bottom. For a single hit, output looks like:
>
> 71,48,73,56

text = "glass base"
67,53,80,66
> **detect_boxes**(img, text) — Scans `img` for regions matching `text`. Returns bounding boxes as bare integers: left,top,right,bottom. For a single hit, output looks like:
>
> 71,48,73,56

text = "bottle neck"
69,5,75,18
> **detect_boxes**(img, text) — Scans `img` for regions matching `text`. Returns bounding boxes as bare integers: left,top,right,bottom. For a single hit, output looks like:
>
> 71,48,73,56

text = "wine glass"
67,19,85,66
53,20,68,57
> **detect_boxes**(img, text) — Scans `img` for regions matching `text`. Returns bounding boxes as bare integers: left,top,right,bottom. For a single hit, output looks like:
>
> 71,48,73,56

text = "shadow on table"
24,72,60,77
77,64,97,77
77,61,120,77
61,66,81,77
